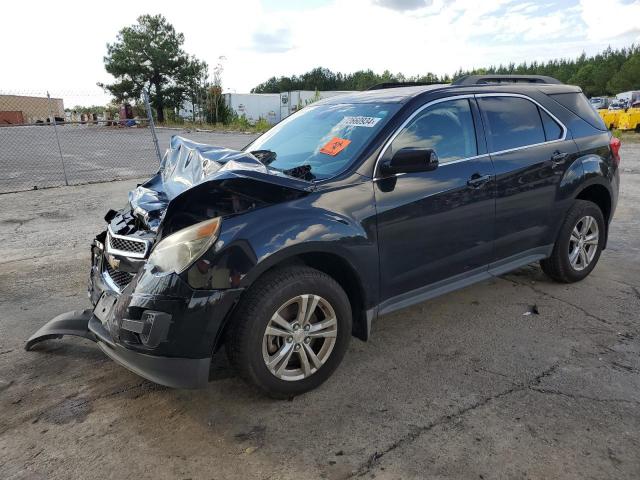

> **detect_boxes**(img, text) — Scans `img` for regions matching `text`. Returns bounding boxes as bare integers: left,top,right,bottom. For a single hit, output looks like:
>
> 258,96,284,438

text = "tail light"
610,136,621,167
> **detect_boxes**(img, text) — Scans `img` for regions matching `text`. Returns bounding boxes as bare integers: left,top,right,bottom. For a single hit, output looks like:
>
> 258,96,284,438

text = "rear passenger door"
476,94,578,265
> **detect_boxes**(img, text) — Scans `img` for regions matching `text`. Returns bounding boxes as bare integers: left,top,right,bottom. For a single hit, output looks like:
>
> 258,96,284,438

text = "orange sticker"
319,137,351,156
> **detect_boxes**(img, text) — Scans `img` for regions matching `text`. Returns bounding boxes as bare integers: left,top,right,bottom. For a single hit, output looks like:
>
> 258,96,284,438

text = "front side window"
390,98,477,163
245,103,400,180
478,96,546,152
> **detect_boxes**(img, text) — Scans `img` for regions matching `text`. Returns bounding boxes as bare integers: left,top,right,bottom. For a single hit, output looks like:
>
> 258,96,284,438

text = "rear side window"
391,98,477,163
478,96,545,152
549,92,606,131
539,108,563,141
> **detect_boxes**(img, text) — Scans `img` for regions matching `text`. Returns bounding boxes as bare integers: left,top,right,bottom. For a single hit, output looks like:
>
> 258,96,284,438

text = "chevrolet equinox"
27,75,621,398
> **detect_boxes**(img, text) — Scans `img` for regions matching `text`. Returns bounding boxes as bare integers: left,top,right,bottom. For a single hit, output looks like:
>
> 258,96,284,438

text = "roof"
316,84,449,104
316,82,581,105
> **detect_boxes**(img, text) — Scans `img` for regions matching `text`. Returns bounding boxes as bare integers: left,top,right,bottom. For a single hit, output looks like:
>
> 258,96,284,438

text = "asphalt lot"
0,141,639,479
0,125,258,193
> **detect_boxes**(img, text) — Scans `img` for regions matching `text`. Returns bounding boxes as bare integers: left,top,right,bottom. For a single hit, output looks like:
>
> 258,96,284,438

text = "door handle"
467,173,492,188
550,151,568,169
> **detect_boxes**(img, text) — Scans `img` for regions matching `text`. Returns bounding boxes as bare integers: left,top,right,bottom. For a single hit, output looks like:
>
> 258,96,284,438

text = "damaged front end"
26,136,311,388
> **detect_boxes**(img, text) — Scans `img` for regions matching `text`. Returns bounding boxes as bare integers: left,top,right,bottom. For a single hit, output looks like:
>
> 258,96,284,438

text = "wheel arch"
575,183,611,222
293,251,369,342
213,248,371,354
574,182,612,248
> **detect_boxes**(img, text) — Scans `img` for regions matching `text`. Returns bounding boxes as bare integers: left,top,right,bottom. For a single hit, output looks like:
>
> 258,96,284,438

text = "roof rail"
366,81,441,90
452,75,562,86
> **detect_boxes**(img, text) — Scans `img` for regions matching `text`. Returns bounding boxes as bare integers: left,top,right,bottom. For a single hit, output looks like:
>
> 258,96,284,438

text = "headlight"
147,217,221,274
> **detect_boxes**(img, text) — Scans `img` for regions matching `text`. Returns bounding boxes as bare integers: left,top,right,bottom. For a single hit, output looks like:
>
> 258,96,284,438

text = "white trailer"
279,90,351,119
223,93,281,124
221,90,354,125
616,91,640,105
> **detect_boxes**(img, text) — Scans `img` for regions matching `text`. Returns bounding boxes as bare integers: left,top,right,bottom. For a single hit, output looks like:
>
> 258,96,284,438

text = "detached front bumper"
89,316,212,389
27,237,244,389
26,309,214,389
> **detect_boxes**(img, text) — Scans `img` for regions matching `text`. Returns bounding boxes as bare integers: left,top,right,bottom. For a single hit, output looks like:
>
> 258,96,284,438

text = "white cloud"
579,0,640,41
250,28,294,53
373,0,433,11
1,0,638,106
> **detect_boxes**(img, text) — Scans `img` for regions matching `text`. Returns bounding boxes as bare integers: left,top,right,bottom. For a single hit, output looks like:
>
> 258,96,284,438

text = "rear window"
549,92,607,131
478,96,546,152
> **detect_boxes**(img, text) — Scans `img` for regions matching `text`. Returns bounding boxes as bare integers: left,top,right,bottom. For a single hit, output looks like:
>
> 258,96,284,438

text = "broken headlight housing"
147,217,221,274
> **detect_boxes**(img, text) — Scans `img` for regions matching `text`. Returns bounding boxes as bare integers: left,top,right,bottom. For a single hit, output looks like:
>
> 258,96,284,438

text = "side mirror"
381,148,439,175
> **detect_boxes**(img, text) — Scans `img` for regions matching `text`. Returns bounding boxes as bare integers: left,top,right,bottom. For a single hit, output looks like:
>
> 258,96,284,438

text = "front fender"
181,182,379,308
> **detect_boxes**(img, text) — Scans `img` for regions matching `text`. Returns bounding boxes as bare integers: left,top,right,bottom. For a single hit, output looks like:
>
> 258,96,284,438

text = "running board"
25,309,96,351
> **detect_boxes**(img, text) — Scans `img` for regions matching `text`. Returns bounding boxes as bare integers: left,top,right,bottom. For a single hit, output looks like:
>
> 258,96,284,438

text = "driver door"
374,97,496,308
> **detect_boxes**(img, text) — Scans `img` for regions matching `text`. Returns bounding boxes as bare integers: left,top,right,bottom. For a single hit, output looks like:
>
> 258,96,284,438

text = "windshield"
245,103,400,180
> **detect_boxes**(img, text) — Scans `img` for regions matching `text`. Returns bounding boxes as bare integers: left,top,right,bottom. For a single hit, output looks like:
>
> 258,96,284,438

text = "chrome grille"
107,231,147,256
104,263,134,291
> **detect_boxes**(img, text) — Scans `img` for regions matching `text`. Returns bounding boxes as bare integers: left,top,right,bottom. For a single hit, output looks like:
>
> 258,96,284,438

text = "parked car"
589,96,610,110
609,100,628,110
27,75,620,398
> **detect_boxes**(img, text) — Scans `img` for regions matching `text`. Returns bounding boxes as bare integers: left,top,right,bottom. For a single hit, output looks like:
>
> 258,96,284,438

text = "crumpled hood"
128,136,311,230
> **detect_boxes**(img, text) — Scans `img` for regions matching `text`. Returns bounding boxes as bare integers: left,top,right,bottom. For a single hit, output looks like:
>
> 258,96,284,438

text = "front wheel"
540,200,605,283
226,266,352,398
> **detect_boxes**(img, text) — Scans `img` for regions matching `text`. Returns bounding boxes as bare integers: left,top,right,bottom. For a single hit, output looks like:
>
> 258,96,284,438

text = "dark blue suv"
28,75,621,398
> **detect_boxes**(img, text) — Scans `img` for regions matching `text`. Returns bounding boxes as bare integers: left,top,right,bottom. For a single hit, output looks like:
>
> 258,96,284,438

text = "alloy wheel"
568,215,599,271
262,294,338,381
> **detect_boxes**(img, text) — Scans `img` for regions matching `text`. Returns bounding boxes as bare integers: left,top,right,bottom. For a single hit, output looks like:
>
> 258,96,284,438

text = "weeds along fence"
0,90,162,194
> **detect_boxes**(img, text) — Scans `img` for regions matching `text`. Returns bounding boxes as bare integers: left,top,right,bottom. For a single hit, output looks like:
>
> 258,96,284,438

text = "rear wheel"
226,265,351,398
540,200,605,283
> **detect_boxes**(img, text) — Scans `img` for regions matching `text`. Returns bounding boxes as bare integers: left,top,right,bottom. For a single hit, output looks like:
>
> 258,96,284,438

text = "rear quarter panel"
548,132,617,245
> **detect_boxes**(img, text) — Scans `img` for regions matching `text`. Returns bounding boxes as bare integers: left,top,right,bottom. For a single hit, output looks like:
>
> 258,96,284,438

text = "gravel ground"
0,143,639,479
0,125,259,193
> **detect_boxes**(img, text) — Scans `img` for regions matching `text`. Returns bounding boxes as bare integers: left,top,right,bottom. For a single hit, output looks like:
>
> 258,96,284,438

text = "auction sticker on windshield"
320,137,351,156
338,116,381,128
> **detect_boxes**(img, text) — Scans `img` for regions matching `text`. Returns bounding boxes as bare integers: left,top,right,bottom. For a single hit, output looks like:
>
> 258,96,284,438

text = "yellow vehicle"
598,109,622,130
617,108,640,131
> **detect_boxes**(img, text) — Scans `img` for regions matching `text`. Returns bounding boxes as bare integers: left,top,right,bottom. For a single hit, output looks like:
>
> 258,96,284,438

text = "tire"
226,265,352,398
540,200,605,283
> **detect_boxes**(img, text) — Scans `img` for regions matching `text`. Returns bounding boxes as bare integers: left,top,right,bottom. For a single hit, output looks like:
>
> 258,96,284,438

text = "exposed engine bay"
95,135,311,294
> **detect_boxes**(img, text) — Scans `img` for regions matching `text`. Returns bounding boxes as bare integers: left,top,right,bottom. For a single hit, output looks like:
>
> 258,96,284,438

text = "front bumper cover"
89,315,211,389
26,239,244,389
25,309,212,389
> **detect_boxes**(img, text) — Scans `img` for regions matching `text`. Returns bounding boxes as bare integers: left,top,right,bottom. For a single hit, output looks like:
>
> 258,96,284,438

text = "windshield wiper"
249,149,277,165
283,165,315,181
250,150,315,181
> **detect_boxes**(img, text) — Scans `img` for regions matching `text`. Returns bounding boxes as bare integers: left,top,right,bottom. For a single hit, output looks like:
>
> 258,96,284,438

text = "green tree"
569,64,597,97
250,44,640,98
607,53,640,93
175,56,209,122
101,14,205,123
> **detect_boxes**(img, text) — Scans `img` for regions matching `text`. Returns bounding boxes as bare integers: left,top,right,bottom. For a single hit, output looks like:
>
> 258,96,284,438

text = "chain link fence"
0,90,162,194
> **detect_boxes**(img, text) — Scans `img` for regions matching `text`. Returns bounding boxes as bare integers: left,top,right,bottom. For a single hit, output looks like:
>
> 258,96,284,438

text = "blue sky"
2,0,639,103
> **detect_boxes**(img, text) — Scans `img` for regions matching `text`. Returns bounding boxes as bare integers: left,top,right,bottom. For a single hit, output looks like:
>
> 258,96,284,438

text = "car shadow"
208,348,237,381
